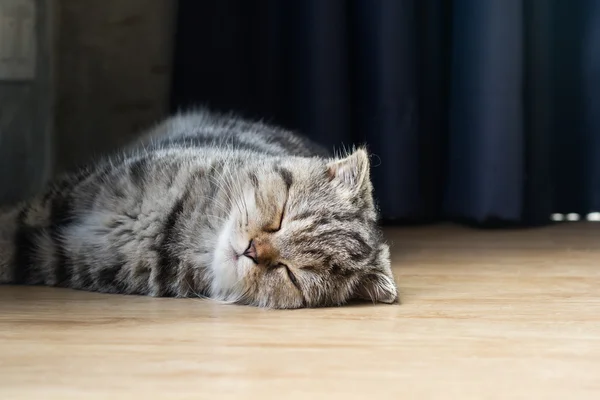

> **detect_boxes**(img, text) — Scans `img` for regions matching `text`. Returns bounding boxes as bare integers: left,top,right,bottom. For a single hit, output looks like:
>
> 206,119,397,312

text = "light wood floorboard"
1,223,599,399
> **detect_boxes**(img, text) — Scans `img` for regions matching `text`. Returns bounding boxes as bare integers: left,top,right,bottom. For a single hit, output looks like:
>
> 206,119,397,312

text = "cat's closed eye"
279,263,301,290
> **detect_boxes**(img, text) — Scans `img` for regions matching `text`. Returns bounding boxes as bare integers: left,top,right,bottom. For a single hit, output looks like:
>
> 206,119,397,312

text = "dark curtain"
170,0,600,226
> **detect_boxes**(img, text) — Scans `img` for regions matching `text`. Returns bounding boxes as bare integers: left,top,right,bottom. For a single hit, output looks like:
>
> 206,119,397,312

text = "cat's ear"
327,148,370,193
352,244,399,304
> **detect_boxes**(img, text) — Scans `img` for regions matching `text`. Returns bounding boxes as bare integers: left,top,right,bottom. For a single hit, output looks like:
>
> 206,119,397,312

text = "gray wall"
0,0,176,206
54,0,176,171
0,0,55,204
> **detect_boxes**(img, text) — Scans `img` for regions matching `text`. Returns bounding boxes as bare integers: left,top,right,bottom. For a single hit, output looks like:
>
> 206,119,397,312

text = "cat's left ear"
352,244,399,304
327,148,371,193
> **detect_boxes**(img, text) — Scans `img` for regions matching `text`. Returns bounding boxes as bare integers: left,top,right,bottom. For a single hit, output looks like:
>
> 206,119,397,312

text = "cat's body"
0,109,398,308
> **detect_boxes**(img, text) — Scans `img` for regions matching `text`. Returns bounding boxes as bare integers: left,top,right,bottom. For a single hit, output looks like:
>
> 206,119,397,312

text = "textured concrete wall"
54,0,176,171
0,0,55,204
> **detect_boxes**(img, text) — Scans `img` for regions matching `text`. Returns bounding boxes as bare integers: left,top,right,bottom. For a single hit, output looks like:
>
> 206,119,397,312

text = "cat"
0,108,398,309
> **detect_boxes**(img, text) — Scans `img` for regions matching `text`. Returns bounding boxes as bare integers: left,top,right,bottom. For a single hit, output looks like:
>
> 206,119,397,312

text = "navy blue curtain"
170,0,600,226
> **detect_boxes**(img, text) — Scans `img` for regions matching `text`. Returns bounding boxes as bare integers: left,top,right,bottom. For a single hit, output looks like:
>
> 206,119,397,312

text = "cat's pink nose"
243,238,279,265
243,240,258,263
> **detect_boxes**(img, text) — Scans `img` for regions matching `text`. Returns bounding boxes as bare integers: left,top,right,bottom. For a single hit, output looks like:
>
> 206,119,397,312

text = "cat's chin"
209,222,246,298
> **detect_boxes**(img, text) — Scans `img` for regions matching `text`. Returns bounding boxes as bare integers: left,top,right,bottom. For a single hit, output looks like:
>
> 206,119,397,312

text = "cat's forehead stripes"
248,172,259,189
275,167,294,190
247,166,291,191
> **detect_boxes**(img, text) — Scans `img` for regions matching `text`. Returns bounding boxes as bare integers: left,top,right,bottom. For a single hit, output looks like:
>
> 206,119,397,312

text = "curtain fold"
522,0,554,224
351,0,420,219
446,0,524,222
171,0,600,226
584,0,600,212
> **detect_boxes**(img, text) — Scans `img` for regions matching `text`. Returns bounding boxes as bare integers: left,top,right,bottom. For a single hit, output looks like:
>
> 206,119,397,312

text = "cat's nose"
243,240,258,263
243,238,279,265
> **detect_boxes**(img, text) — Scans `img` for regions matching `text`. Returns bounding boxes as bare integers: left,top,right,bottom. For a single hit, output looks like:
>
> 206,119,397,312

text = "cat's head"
210,148,398,308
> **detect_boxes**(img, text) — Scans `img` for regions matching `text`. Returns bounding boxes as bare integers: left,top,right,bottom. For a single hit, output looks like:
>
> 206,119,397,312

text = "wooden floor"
1,223,600,399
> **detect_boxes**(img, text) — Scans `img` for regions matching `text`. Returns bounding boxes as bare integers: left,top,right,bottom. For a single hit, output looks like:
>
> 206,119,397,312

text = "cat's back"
42,110,329,212
137,109,330,158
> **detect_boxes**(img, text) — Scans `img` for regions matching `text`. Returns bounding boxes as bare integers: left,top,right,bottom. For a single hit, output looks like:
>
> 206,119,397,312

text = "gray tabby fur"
0,109,398,308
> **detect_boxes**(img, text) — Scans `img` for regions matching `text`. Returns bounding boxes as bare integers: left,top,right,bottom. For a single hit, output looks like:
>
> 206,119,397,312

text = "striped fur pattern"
0,109,398,308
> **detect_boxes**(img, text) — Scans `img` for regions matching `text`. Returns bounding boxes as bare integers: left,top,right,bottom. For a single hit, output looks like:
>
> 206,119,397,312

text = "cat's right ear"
326,148,371,193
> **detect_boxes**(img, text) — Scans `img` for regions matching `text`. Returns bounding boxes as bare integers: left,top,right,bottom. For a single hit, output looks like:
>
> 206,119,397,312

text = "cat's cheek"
208,218,243,297
218,212,245,254
234,256,254,278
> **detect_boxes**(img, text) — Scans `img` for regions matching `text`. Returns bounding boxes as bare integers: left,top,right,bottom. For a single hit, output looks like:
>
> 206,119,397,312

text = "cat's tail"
0,204,22,283
0,189,65,287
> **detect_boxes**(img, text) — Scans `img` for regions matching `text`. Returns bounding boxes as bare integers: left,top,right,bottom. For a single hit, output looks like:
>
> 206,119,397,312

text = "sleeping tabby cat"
0,109,398,308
